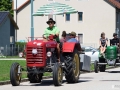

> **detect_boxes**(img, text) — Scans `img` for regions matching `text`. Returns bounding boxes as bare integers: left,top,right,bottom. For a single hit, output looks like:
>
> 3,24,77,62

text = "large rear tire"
53,62,63,86
27,73,43,83
10,63,21,86
64,49,80,83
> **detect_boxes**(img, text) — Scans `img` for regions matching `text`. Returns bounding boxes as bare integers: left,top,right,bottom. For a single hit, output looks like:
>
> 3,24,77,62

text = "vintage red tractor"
10,35,81,86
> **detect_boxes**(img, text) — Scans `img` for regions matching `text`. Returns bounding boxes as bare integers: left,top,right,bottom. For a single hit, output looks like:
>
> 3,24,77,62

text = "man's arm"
99,38,102,47
117,38,119,46
55,27,60,36
43,28,48,39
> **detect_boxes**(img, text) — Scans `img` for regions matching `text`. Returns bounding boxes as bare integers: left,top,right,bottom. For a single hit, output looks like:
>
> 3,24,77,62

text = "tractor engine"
26,39,46,68
26,37,58,73
106,46,117,65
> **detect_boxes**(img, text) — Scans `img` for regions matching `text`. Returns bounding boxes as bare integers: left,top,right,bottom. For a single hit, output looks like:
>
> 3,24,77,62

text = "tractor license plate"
107,60,115,65
109,61,114,64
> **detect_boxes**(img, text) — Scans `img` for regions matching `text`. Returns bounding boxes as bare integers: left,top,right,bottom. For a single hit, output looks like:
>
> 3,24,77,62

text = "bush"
15,42,26,52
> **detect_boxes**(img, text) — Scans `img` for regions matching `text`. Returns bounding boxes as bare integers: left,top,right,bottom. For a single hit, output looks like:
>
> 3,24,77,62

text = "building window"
117,12,119,23
10,36,14,44
48,15,53,20
65,14,70,21
78,34,83,44
78,12,83,21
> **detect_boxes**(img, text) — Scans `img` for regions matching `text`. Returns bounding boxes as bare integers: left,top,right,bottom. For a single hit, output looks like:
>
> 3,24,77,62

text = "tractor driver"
43,18,60,62
111,33,119,46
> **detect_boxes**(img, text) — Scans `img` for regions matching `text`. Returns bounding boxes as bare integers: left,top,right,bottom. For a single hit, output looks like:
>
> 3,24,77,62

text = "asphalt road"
0,67,120,90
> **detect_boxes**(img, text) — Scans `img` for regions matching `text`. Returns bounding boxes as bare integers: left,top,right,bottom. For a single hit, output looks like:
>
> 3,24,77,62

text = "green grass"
90,64,94,71
0,60,52,81
0,60,109,82
0,56,20,58
6,56,19,58
0,60,26,81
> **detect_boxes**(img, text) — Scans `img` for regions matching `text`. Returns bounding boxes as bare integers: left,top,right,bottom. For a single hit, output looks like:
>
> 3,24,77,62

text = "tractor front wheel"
10,63,22,86
99,65,106,72
53,62,63,86
64,49,80,83
94,60,98,73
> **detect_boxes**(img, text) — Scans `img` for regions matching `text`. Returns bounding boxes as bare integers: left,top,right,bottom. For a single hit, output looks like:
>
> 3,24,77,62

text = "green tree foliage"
0,0,13,16
15,42,26,52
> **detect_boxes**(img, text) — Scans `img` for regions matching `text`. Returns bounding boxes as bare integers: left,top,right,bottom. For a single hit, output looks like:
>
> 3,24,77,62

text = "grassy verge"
90,64,109,71
0,56,20,58
0,60,108,81
0,60,26,81
0,60,52,81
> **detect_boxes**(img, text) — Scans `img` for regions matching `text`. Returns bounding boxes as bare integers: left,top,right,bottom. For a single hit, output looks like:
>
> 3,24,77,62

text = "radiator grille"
26,46,44,64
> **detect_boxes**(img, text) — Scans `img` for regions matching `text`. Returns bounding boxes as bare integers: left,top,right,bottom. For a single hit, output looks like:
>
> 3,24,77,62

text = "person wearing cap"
99,32,108,55
43,18,60,62
67,31,79,43
111,33,119,46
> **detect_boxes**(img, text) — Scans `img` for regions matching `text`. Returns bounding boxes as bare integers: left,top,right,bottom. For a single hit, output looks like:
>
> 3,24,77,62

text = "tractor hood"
26,40,45,47
26,40,57,48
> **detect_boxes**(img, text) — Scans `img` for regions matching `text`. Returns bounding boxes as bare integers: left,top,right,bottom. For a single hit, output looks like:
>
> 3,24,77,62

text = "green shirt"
44,26,60,42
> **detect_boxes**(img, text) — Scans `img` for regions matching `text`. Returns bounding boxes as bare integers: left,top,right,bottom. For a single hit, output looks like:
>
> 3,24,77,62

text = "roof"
0,11,19,29
17,0,30,11
15,0,120,12
12,0,34,11
108,0,120,9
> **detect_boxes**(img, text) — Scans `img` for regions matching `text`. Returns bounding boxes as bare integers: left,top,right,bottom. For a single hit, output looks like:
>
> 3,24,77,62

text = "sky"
13,0,28,9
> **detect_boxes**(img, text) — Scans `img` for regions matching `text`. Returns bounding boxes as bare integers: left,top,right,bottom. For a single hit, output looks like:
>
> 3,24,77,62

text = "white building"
12,0,120,48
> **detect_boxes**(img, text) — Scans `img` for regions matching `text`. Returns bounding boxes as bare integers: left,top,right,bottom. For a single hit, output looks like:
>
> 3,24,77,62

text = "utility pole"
10,0,17,41
16,0,17,42
31,0,34,40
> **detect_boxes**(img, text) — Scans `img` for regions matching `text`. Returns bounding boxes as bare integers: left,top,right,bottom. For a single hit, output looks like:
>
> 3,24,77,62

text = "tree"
0,0,13,16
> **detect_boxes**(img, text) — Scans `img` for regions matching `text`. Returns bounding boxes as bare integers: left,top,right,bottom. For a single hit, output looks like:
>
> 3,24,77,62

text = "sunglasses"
48,21,54,24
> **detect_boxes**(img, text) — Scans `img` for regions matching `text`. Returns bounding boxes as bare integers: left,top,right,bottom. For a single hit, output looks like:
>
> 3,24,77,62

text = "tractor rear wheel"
27,73,43,83
10,63,22,86
53,62,63,86
64,49,80,83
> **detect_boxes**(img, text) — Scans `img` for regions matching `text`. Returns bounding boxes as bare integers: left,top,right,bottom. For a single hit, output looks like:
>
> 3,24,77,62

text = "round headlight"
32,49,37,54
47,52,52,57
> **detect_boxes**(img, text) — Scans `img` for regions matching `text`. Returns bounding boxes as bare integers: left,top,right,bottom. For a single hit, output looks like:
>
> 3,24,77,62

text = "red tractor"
10,35,81,86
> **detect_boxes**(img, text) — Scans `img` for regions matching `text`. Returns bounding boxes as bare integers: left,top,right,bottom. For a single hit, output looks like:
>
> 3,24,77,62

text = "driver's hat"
46,18,56,24
113,33,117,37
69,31,76,36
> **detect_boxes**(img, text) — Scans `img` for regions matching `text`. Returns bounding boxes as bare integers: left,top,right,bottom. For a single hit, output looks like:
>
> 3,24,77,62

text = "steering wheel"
49,34,57,39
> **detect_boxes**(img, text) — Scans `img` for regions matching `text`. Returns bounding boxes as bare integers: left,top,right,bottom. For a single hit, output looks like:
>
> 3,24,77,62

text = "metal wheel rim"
73,53,79,77
15,65,21,83
58,67,62,84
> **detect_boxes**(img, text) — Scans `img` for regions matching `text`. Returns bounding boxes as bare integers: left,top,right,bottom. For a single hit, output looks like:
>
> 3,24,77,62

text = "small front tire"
94,60,98,73
53,62,63,86
10,63,21,86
